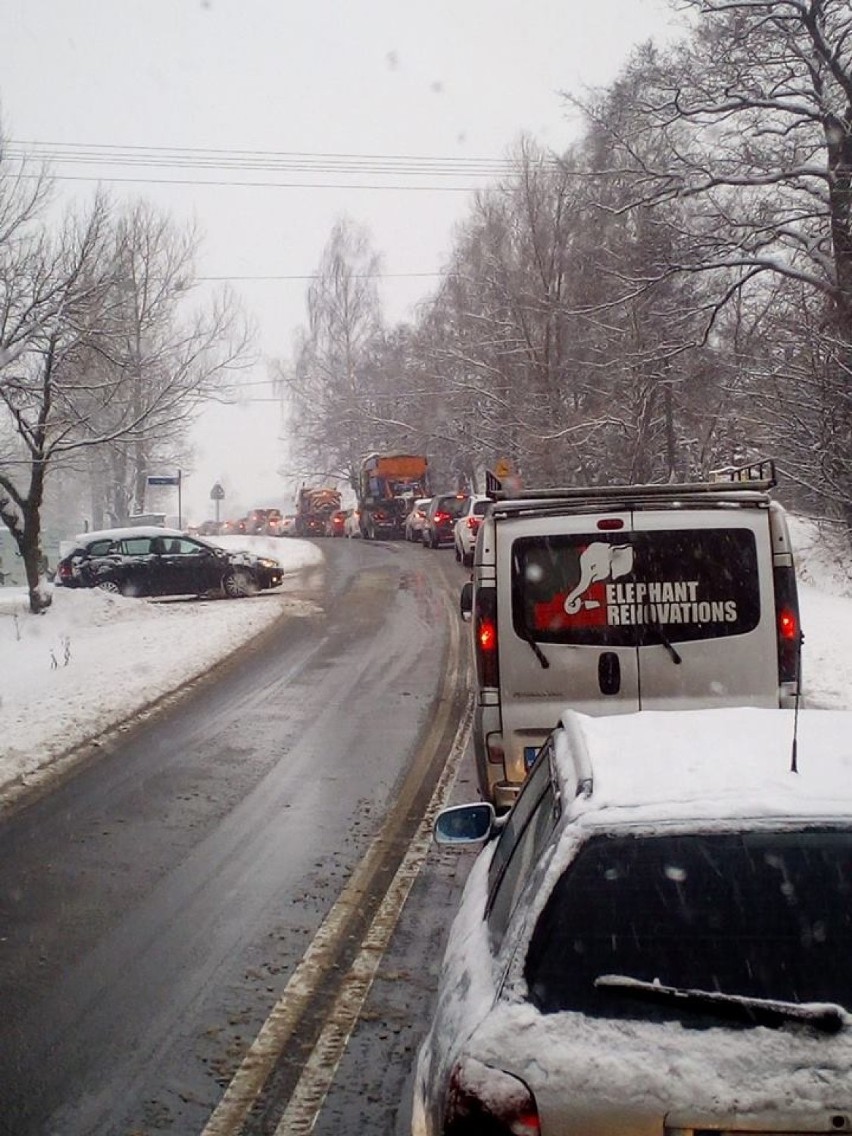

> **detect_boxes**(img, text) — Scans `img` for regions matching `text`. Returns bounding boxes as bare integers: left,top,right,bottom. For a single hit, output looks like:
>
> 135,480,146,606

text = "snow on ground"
0,536,324,802
786,516,852,709
0,517,851,806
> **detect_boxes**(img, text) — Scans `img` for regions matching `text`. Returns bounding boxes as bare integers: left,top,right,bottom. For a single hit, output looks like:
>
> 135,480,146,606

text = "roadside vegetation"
0,149,253,612
280,0,852,530
3,1,850,610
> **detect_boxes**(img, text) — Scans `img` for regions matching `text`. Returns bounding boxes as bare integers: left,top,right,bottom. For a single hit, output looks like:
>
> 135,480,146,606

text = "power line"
5,139,564,192
11,170,481,190
196,271,446,281
8,139,553,174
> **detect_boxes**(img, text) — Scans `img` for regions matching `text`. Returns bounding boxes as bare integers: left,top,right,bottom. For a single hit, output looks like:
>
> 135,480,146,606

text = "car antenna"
790,629,804,773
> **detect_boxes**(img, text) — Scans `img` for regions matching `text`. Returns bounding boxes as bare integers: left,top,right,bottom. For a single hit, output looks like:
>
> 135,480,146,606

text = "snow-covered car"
54,526,283,599
344,508,362,538
404,497,432,542
452,494,489,566
412,706,852,1136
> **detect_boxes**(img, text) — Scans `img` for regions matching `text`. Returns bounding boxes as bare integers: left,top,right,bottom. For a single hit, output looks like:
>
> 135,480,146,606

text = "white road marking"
201,590,469,1136
272,695,473,1134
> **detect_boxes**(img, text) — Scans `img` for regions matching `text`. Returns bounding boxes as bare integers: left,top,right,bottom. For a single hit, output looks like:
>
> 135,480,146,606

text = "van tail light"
474,587,499,688
773,565,802,688
485,732,505,766
445,1057,540,1135
465,517,481,531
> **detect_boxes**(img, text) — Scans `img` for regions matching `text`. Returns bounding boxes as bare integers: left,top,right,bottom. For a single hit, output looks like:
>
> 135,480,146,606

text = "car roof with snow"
72,526,188,544
551,707,852,832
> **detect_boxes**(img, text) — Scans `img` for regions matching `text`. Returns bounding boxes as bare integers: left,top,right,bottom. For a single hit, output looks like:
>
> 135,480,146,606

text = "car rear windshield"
437,496,468,518
524,829,852,1021
512,529,760,646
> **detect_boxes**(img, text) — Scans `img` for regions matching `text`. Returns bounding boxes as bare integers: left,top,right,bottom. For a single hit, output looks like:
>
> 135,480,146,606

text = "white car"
452,494,490,566
413,706,852,1135
344,508,362,538
404,497,432,542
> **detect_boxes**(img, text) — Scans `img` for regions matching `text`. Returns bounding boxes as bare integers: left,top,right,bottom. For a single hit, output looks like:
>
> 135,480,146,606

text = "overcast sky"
3,0,680,522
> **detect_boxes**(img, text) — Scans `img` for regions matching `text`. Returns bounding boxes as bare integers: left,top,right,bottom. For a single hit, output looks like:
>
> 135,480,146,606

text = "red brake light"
779,607,798,640
479,619,496,652
597,517,624,530
435,510,450,524
466,517,480,531
446,1058,540,1135
474,588,499,688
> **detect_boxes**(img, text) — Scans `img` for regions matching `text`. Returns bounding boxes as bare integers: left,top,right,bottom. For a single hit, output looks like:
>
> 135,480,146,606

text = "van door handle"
598,652,621,695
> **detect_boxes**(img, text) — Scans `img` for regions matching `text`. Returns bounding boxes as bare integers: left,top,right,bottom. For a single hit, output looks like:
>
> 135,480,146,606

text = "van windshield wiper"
595,974,846,1033
520,623,550,669
645,622,682,665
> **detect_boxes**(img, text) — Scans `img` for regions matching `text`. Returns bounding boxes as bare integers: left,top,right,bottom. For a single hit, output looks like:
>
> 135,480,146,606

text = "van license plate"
523,746,540,771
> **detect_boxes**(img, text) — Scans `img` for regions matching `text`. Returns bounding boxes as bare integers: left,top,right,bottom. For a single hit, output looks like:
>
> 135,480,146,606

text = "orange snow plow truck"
357,452,430,540
295,486,342,537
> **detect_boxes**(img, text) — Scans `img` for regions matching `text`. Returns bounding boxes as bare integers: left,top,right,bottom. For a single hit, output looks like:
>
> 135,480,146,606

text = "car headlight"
258,557,280,569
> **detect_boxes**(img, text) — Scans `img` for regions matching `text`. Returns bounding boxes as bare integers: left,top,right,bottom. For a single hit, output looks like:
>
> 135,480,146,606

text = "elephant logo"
562,542,634,615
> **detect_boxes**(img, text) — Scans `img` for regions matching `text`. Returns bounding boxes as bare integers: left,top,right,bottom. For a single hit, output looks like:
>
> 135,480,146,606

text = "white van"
460,460,802,809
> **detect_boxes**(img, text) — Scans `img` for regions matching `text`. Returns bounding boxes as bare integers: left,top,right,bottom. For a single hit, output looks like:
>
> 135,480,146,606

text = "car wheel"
463,550,474,568
454,544,461,562
97,580,122,595
223,570,253,598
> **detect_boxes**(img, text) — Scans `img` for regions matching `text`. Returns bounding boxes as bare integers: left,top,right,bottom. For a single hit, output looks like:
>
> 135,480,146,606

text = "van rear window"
512,530,760,646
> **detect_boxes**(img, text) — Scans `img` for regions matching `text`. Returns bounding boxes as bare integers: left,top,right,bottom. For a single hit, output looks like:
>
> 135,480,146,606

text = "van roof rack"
708,458,776,486
485,459,777,505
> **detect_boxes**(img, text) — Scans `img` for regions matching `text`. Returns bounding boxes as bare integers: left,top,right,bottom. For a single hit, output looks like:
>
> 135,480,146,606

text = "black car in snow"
55,527,283,599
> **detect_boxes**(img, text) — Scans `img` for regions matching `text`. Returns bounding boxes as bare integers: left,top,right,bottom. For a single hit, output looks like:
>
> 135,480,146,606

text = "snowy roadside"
0,537,325,801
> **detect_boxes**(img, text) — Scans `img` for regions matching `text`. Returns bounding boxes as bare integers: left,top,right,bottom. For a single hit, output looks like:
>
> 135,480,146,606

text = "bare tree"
83,200,254,526
0,191,113,611
406,140,599,487
568,2,852,510
0,186,255,612
279,217,384,489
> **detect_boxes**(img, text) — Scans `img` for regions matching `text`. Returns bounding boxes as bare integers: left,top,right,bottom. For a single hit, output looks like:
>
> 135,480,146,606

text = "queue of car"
198,510,296,538
400,492,485,558
410,461,852,1136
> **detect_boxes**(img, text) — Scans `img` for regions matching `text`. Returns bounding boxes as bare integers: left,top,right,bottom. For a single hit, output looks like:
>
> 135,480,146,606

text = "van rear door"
631,510,776,708
501,513,642,781
500,506,777,785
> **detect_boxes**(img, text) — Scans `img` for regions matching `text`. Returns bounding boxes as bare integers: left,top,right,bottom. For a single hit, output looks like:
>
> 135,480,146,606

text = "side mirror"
433,802,496,845
459,581,473,623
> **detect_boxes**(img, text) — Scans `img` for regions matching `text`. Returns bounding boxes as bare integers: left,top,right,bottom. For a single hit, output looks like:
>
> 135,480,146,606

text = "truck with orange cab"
357,452,430,540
